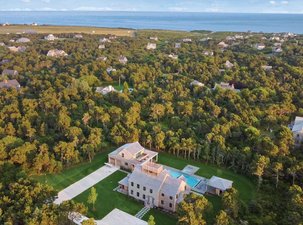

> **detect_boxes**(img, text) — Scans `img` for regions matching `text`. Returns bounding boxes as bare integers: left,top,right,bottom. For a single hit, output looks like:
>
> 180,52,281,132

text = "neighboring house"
190,80,204,87
97,56,107,62
108,142,158,171
119,55,128,64
291,117,303,146
273,47,283,53
45,34,58,41
106,67,117,74
226,36,236,41
218,41,229,48
235,34,244,39
262,65,273,71
146,43,157,50
270,36,280,41
109,35,117,40
47,49,68,57
168,53,178,60
0,42,5,47
16,37,31,43
98,44,106,49
0,59,10,65
203,50,214,56
206,176,233,195
100,37,111,43
2,69,18,76
225,60,234,69
175,43,181,49
149,36,158,41
214,82,239,92
96,85,116,95
8,46,26,53
74,34,83,39
274,42,282,47
0,79,21,89
182,38,192,43
255,43,266,50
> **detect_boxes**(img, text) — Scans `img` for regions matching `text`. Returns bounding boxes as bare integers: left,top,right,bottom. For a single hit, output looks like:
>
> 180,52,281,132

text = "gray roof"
98,208,147,225
2,69,18,76
128,167,185,197
208,176,233,191
292,117,303,133
128,168,165,193
0,79,20,89
110,142,144,156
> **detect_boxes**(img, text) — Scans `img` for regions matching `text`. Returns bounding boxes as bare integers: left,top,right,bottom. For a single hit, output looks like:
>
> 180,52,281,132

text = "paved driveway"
54,165,118,204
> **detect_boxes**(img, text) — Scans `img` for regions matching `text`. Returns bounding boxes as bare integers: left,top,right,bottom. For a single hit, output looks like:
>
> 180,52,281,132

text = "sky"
0,0,303,13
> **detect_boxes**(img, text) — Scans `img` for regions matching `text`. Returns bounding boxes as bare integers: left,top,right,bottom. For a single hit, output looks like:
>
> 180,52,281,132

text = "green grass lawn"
35,149,111,191
36,146,255,225
74,170,177,225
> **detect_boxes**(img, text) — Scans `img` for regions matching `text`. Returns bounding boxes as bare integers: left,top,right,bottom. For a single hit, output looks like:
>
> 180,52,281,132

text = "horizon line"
0,10,302,14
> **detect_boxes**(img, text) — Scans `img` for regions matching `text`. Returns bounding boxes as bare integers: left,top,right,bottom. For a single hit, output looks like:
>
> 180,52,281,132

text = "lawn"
74,171,177,225
36,146,255,225
35,149,111,191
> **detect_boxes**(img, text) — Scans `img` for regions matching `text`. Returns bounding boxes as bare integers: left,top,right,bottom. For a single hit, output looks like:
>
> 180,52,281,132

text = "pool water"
168,170,201,188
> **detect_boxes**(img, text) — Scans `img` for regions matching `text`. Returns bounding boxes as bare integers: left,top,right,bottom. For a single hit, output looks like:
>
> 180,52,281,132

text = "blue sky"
1,0,302,13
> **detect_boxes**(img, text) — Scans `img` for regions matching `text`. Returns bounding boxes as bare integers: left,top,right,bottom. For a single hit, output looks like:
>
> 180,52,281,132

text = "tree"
222,188,239,219
272,162,283,188
87,187,98,211
82,218,96,225
214,210,230,225
177,193,209,225
148,215,156,225
252,155,270,190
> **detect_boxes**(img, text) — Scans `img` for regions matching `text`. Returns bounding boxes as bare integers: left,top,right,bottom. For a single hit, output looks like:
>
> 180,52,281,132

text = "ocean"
0,11,302,34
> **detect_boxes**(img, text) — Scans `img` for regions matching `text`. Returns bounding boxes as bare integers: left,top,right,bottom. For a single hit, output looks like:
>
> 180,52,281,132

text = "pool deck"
163,165,209,194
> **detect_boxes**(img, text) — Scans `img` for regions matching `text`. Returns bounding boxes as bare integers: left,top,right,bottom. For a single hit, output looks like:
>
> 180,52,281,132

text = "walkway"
135,206,150,219
54,165,118,204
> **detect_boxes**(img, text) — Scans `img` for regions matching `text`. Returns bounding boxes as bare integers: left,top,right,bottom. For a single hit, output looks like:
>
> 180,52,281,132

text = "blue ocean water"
0,11,302,33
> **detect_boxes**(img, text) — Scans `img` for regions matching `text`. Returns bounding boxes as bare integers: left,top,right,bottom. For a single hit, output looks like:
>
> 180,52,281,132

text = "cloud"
270,0,289,6
73,6,113,11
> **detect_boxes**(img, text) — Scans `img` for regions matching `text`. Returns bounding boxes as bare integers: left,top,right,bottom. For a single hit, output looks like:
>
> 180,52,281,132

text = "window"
137,192,140,197
169,196,173,200
125,162,128,166
143,186,146,191
161,193,165,197
131,182,134,187
143,194,146,199
122,153,125,158
150,189,153,194
169,203,172,208
161,200,164,205
131,190,133,195
137,184,140,189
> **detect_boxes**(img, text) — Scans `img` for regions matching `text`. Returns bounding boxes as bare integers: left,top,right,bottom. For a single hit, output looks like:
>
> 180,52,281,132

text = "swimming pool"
168,170,201,188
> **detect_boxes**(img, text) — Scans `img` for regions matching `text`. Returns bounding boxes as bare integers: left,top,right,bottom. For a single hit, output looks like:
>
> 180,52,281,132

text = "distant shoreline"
1,11,302,34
